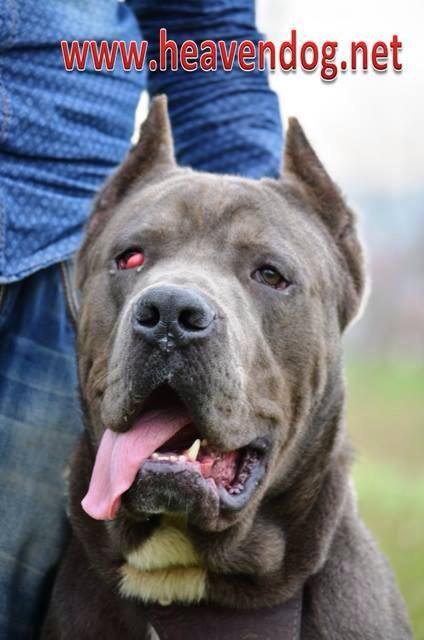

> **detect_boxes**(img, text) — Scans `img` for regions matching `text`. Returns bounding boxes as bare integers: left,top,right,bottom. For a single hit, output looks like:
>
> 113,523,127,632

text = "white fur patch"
119,517,207,606
120,565,207,606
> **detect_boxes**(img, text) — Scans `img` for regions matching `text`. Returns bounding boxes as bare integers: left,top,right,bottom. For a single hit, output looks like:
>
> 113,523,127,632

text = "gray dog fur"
43,97,412,639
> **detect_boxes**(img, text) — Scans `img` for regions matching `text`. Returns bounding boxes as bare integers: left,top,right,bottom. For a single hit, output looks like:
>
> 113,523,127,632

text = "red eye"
116,249,145,270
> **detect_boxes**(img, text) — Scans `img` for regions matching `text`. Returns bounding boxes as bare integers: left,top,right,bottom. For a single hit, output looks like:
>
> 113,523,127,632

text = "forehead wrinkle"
156,183,219,234
127,173,301,250
212,183,296,242
223,205,273,249
165,174,269,226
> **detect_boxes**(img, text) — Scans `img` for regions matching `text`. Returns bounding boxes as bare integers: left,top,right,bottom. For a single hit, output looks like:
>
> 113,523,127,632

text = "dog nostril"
137,304,160,328
178,307,214,332
133,286,216,345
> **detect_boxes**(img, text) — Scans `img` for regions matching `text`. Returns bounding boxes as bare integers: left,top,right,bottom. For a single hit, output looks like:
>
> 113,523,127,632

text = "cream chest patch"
119,516,207,606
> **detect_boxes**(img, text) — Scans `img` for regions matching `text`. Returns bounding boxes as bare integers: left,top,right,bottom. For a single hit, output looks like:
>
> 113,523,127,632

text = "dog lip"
128,435,271,515
135,457,217,492
121,458,220,526
244,436,271,454
217,448,268,511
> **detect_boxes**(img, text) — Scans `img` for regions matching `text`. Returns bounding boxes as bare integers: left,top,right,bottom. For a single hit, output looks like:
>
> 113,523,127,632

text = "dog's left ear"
283,118,365,328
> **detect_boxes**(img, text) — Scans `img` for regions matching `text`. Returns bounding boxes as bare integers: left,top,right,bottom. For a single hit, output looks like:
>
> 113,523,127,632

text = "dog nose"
133,285,216,349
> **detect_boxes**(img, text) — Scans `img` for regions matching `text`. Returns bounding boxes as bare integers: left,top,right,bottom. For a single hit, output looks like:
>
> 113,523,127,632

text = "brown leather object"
144,591,303,640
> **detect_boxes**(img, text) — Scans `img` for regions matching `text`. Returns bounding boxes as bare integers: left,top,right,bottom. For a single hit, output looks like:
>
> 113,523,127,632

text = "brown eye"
253,265,290,290
116,248,145,270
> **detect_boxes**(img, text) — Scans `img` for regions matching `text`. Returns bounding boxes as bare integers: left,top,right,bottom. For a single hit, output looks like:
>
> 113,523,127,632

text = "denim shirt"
0,0,282,283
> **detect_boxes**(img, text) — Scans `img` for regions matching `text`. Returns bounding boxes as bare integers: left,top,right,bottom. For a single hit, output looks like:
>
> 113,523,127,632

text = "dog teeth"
187,439,201,461
151,441,204,463
151,453,177,461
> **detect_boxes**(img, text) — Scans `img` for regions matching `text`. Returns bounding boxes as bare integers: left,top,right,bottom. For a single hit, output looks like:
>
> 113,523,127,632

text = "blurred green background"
255,0,424,634
346,359,424,639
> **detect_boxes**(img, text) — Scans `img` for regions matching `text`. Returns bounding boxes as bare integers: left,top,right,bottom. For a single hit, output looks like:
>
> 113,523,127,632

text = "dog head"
76,97,364,542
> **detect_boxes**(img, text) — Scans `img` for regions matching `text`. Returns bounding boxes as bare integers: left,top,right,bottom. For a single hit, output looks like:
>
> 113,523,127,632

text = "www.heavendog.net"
61,28,402,82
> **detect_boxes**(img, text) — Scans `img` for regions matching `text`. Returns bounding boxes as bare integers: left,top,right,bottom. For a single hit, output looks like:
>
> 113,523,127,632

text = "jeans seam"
59,261,79,329
0,285,5,312
291,591,303,640
0,0,18,142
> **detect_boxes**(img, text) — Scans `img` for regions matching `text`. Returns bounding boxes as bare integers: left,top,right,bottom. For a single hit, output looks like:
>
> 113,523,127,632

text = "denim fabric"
0,263,82,638
133,0,283,179
0,0,282,284
0,1,283,636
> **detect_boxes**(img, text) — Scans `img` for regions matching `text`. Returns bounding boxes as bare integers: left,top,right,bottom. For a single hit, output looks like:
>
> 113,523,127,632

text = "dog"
42,96,412,639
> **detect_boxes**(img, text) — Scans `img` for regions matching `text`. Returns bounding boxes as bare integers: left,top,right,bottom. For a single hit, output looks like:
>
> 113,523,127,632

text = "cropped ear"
77,96,175,289
87,95,175,236
284,118,349,237
283,118,365,328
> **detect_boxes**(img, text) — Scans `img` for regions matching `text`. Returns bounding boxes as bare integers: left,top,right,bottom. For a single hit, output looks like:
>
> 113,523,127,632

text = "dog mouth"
82,385,269,523
152,434,258,495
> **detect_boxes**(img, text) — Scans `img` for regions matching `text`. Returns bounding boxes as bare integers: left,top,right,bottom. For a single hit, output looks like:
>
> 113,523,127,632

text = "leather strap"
144,591,303,640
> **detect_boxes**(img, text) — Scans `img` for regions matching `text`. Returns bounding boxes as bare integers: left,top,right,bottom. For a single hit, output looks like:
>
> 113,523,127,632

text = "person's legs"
0,263,82,639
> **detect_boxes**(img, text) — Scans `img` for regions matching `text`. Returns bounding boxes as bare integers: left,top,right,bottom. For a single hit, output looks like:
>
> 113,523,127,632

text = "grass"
346,358,424,639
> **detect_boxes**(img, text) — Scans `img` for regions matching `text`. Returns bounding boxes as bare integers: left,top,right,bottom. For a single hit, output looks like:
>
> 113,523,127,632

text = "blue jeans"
0,263,82,638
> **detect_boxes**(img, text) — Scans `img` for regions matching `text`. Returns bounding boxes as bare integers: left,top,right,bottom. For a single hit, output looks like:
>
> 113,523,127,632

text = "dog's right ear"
76,96,175,290
87,95,175,236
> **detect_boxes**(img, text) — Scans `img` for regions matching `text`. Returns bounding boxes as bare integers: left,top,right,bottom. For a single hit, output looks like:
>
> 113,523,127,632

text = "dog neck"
140,591,303,639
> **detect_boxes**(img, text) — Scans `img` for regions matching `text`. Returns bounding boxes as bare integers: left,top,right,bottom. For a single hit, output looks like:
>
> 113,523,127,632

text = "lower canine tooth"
187,439,201,461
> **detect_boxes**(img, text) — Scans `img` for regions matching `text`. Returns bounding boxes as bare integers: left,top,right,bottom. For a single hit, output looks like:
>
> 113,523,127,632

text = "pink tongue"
81,407,191,521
